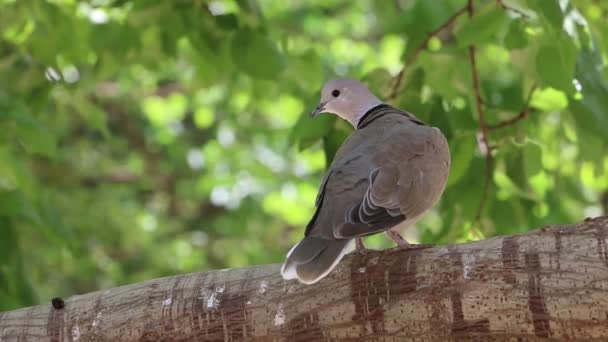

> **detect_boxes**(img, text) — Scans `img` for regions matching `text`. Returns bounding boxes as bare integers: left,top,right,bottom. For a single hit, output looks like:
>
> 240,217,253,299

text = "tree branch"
488,84,537,131
388,6,468,102
1,217,607,340
466,0,493,223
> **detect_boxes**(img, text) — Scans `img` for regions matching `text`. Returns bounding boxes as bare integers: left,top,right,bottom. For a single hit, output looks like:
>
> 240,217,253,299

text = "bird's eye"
331,89,340,97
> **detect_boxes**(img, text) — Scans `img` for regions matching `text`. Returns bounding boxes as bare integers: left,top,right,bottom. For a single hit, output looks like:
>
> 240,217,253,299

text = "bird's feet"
386,230,435,251
355,238,368,255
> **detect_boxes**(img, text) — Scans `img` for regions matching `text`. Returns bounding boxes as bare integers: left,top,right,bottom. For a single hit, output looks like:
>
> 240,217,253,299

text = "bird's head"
311,78,383,127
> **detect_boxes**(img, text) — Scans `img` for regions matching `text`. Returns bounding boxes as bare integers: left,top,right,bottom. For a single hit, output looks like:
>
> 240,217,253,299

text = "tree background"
0,0,607,312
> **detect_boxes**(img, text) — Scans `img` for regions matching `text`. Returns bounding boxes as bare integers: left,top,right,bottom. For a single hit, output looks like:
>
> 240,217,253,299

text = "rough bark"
1,217,608,341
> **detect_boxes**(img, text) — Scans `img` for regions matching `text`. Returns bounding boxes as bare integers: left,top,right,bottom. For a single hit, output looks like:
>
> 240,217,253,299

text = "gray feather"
282,104,450,284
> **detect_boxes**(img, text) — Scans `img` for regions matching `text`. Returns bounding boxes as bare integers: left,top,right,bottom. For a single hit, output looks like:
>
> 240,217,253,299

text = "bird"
281,78,451,284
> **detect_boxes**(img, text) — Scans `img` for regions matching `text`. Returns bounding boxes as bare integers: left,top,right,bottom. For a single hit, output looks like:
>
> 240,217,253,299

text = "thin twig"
488,84,537,131
469,46,493,223
496,0,531,18
387,6,469,102
467,0,475,16
466,0,493,223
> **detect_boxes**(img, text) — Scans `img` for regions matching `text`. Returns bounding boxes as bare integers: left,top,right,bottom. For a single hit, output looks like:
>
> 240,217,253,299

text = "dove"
281,78,451,284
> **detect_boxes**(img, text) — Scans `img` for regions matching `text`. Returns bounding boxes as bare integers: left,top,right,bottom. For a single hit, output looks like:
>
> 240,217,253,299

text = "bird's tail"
281,237,352,284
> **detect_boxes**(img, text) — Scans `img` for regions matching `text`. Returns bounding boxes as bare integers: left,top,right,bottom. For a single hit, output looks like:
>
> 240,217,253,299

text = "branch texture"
1,217,608,341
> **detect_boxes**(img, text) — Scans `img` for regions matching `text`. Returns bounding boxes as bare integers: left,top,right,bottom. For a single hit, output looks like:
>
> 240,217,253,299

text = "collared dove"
281,78,451,284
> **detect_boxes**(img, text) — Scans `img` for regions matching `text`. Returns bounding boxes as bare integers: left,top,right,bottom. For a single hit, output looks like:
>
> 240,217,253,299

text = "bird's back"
308,108,450,239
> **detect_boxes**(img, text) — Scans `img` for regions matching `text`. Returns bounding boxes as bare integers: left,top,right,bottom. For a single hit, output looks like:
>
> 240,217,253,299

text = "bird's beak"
310,101,326,118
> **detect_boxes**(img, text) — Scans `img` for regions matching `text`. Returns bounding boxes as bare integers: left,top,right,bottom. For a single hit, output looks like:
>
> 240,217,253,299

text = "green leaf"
522,142,543,177
576,130,604,172
0,190,23,217
401,2,454,61
288,50,323,91
289,110,337,150
491,198,527,233
530,87,568,112
16,123,57,159
526,0,563,32
214,14,239,31
4,98,58,159
535,40,576,93
0,218,16,263
71,96,111,138
455,4,509,47
568,30,608,141
193,107,215,129
504,20,528,50
142,94,188,126
231,29,286,80
428,98,453,140
0,220,37,311
447,134,475,187
288,92,339,150
362,68,393,97
323,122,351,165
445,157,487,220
421,53,470,99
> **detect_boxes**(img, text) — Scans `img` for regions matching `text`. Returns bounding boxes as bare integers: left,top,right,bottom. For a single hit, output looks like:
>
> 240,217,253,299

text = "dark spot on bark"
51,297,65,310
449,248,463,272
501,236,519,285
553,231,562,270
286,312,324,341
350,251,387,336
47,301,65,342
451,294,490,335
449,249,490,336
426,294,446,337
93,294,103,315
214,293,251,340
595,226,608,268
349,248,421,337
525,253,550,338
386,248,418,296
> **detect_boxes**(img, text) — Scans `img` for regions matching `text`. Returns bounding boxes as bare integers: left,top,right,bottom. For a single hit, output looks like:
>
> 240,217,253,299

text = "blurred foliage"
0,0,607,311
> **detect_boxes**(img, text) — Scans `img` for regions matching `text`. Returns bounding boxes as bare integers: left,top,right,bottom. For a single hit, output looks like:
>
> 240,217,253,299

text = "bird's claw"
355,238,368,255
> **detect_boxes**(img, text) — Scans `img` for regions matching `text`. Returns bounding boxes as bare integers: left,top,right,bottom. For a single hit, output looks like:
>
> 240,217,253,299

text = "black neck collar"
356,103,391,129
